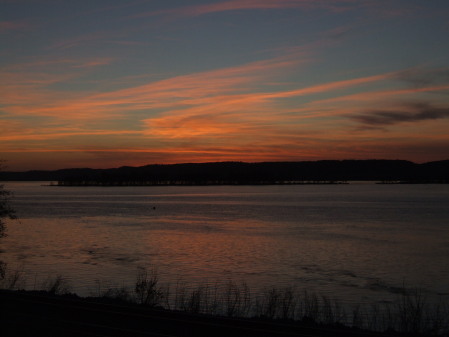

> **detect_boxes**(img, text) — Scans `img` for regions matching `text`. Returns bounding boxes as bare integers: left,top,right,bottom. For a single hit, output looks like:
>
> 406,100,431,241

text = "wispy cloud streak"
2,53,303,120
135,0,361,18
0,20,29,33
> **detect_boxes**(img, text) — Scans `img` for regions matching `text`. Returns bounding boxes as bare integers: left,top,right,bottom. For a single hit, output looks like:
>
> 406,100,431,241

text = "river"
1,182,449,307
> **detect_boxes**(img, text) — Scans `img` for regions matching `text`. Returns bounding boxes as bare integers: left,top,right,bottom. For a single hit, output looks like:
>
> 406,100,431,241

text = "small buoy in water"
152,206,156,210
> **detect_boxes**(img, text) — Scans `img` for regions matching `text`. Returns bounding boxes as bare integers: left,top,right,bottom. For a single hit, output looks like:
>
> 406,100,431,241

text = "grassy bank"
1,266,448,336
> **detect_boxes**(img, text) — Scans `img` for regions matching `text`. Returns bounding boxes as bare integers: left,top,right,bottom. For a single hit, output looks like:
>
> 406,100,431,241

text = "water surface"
2,182,449,305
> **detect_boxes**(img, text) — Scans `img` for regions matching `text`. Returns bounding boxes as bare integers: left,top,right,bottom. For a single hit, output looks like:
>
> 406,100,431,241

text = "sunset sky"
1,0,449,171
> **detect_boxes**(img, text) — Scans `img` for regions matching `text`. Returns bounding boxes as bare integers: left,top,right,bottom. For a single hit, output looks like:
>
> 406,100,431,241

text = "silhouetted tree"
1,163,16,279
0,183,15,239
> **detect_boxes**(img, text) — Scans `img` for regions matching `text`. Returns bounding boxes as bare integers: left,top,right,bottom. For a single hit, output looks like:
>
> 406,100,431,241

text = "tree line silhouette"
1,160,448,185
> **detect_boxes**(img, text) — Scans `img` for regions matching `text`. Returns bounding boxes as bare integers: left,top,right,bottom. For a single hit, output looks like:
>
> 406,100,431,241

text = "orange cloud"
0,129,142,142
3,45,447,170
4,57,393,142
1,52,302,120
7,131,449,170
0,57,116,108
141,71,398,140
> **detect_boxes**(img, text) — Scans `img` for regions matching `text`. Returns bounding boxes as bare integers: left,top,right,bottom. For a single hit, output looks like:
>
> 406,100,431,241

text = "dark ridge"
1,160,448,185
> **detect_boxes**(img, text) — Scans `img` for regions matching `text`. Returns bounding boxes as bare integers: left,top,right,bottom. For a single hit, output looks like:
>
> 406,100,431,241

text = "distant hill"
1,160,448,185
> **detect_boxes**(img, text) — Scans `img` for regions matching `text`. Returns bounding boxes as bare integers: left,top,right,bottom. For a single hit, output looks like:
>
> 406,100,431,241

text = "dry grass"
2,265,448,335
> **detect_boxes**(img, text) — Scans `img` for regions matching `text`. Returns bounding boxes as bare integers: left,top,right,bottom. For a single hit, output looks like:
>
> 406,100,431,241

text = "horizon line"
3,158,449,173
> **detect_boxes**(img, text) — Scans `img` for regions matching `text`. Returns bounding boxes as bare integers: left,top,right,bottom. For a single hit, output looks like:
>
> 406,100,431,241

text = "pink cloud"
71,58,114,68
0,20,29,33
136,0,361,18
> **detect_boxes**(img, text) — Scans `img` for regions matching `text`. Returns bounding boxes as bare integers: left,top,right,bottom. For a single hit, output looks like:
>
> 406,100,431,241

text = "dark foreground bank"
1,290,396,337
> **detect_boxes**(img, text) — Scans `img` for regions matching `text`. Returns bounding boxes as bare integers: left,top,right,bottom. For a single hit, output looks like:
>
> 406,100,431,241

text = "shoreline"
1,268,448,336
40,180,449,186
0,289,396,337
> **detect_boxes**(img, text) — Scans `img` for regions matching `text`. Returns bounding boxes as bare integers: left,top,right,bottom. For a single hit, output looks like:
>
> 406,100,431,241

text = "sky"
1,0,449,171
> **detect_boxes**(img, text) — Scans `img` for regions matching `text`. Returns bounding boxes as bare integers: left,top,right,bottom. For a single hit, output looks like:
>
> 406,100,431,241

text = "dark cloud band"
352,102,449,126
